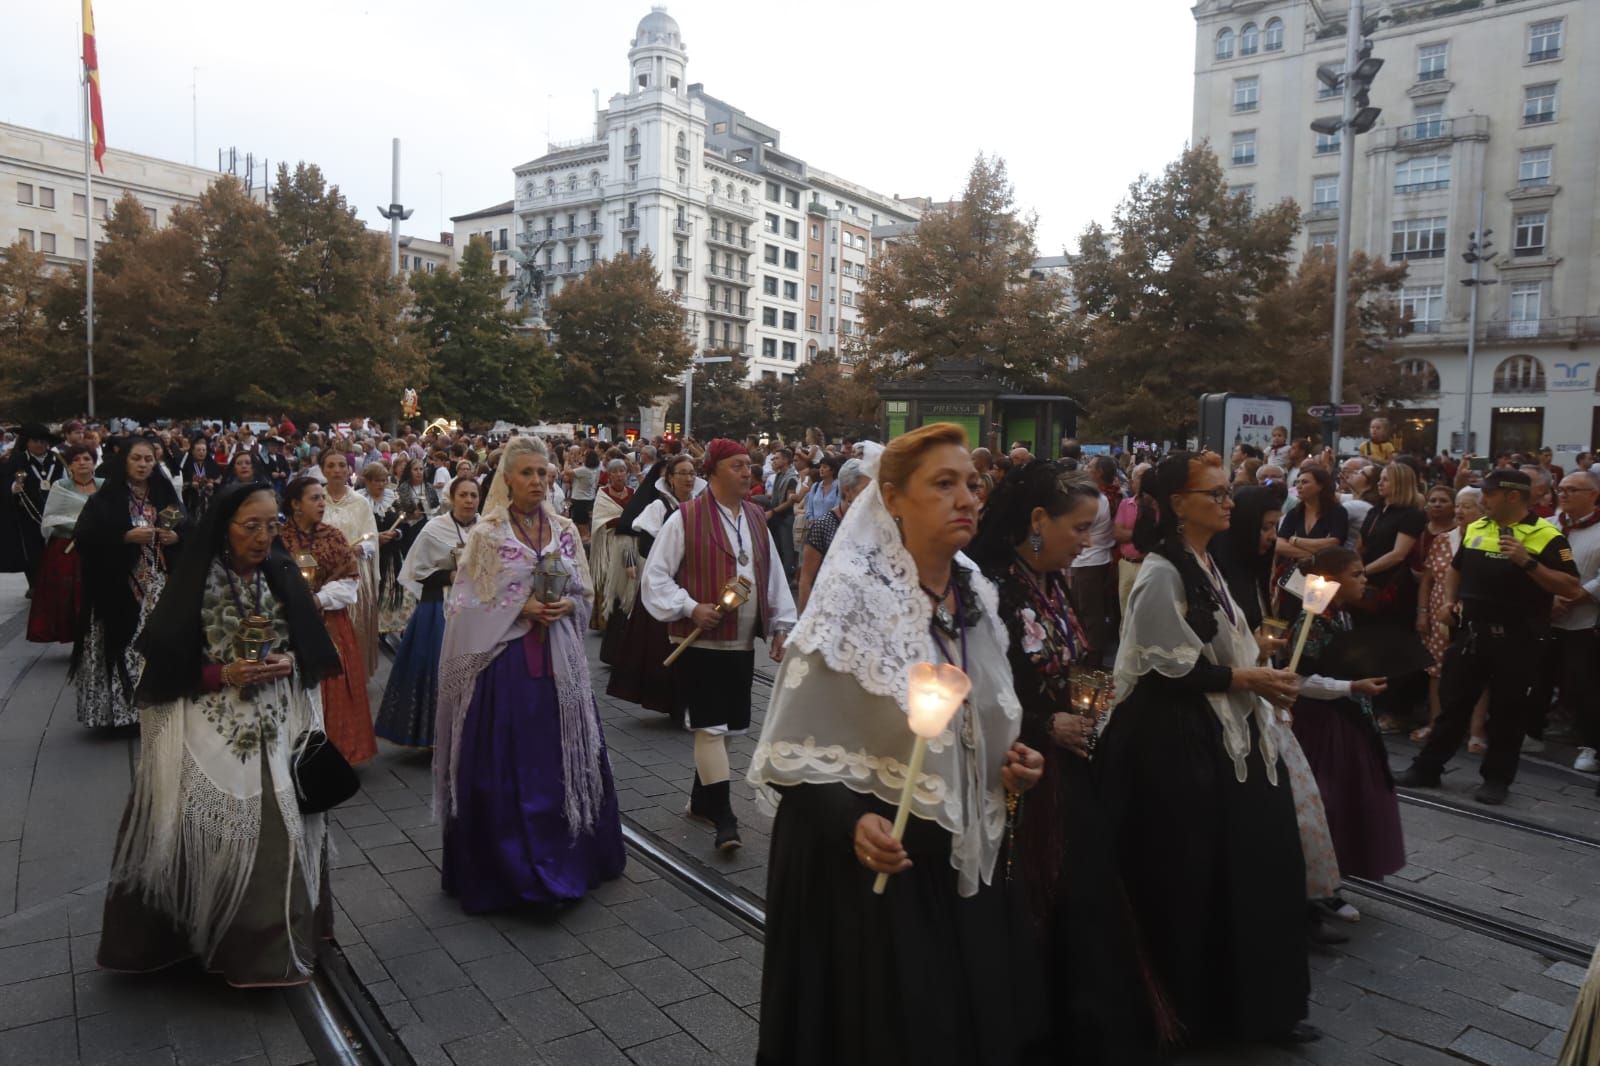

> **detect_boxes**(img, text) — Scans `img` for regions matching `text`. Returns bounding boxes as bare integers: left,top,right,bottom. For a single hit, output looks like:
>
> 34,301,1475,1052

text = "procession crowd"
1,411,1597,1064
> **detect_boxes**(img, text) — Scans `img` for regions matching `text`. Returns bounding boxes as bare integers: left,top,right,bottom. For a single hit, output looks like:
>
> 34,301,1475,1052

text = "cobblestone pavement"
3,562,1596,1066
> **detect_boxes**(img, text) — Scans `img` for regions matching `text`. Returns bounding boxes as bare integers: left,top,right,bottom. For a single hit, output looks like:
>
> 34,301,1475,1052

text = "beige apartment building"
1192,0,1600,463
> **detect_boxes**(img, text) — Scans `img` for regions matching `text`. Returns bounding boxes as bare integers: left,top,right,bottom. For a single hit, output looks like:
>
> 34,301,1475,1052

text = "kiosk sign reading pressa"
1199,393,1293,465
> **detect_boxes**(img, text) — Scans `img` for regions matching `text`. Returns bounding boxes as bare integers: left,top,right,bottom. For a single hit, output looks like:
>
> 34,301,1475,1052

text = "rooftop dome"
634,6,682,48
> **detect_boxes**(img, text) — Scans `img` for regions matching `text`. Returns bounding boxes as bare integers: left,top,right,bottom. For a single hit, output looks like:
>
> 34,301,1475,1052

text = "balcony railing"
672,256,691,271
1398,119,1448,144
706,301,751,320
705,341,754,356
708,195,759,221
675,146,691,163
1528,48,1560,62
1518,174,1551,189
709,263,750,283
1417,67,1447,82
624,144,641,160
1524,109,1555,126
674,218,692,234
1483,317,1600,343
707,228,750,249
1314,141,1341,155
1233,101,1258,113
620,215,640,232
1512,243,1545,258
1391,247,1446,261
547,259,595,277
1395,179,1450,194
1231,151,1256,166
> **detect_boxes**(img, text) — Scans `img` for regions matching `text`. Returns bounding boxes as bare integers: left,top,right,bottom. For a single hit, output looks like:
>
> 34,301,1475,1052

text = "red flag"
82,0,106,172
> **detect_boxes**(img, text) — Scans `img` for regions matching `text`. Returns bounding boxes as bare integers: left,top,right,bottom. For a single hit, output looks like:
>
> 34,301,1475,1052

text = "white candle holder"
1286,574,1340,675
873,662,970,895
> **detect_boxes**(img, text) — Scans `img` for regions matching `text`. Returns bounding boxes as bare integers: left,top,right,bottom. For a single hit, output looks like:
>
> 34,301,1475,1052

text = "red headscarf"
704,438,748,475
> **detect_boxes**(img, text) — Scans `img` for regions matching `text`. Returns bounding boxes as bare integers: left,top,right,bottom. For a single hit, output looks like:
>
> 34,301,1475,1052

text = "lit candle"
873,663,970,895
1286,575,1341,674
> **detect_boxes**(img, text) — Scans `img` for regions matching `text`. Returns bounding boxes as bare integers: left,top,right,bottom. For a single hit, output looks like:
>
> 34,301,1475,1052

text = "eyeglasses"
1177,488,1232,504
232,519,283,539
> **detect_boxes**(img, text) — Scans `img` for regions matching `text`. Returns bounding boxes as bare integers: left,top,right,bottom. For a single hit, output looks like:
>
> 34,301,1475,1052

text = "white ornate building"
455,8,923,384
1192,0,1600,464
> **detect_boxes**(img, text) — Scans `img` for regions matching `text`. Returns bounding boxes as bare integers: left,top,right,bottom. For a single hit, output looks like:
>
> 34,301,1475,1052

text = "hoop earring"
1029,529,1042,555
1176,517,1186,536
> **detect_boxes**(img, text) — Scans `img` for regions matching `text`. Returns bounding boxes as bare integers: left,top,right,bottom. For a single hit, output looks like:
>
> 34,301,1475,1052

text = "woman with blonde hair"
434,437,624,912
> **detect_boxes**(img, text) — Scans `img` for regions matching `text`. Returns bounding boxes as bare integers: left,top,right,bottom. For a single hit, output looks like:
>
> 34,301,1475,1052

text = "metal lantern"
1068,666,1111,718
294,552,318,587
157,505,183,530
235,613,278,664
529,552,571,605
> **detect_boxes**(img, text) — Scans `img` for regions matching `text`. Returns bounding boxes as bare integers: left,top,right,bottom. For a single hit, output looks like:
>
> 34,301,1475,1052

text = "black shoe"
1307,907,1349,946
1474,780,1509,805
1275,1022,1323,1045
684,773,714,827
700,780,742,852
1396,765,1441,789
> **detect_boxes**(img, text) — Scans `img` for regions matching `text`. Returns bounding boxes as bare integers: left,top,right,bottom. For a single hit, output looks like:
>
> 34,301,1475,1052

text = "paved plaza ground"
1,570,1596,1065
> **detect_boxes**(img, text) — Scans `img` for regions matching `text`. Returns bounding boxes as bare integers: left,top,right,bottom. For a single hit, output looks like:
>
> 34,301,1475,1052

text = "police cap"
1481,469,1532,494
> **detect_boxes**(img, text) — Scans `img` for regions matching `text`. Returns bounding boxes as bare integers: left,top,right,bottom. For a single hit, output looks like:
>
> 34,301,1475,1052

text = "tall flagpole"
82,54,96,417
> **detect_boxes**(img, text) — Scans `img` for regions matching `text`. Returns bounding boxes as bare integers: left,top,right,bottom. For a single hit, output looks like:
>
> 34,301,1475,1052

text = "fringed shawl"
277,521,358,591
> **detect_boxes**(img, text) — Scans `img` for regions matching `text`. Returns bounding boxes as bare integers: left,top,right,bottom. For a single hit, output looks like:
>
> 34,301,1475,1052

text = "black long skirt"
1095,676,1309,1046
759,782,1049,1066
604,586,677,716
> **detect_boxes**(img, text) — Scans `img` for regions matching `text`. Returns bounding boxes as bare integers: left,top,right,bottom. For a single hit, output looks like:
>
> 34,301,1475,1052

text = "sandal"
1410,726,1433,743
1468,737,1489,755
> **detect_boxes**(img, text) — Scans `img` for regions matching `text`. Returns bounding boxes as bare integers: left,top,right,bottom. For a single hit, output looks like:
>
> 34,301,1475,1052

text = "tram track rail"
1395,787,1600,852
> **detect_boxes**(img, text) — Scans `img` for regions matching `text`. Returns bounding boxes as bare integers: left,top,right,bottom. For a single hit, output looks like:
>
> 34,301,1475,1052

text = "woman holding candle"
375,476,480,749
72,438,185,729
435,437,623,913
1096,451,1316,1047
320,449,381,675
969,460,1159,1063
588,460,636,635
97,482,344,987
749,423,1048,1066
26,445,100,644
357,462,408,635
278,477,376,767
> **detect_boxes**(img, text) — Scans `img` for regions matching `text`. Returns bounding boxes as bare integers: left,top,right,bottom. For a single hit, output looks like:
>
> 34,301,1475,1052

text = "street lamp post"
1313,0,1385,452
683,353,732,441
1459,189,1498,456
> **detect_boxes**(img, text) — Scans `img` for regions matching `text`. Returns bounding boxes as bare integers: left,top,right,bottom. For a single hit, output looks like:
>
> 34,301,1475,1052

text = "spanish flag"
82,0,106,172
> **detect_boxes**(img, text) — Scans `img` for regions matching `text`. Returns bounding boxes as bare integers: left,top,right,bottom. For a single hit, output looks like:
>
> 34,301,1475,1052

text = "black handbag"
291,729,360,814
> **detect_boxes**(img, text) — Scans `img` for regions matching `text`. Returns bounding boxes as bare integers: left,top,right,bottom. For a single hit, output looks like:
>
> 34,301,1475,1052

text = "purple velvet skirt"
1291,698,1406,881
442,634,625,913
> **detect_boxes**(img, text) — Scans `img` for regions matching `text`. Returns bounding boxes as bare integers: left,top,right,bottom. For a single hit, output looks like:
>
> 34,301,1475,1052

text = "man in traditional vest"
642,438,795,850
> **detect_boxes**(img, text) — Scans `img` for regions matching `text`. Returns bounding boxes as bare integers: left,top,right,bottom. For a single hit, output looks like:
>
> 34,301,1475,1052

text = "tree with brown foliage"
545,252,694,431
0,241,81,419
857,155,1074,385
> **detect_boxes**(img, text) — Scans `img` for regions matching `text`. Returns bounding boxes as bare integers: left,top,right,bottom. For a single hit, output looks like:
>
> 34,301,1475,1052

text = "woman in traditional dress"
604,454,700,714
97,482,344,988
319,449,380,675
180,440,221,519
434,437,624,913
220,451,267,491
749,423,1048,1066
588,460,635,635
1412,484,1459,742
969,460,1159,1064
278,477,377,767
397,456,440,521
73,439,184,729
375,476,480,749
1096,452,1317,1046
1289,547,1406,912
358,462,408,635
27,445,100,644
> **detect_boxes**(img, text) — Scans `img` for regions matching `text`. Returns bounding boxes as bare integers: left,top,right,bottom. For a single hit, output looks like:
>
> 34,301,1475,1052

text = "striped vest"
669,492,772,643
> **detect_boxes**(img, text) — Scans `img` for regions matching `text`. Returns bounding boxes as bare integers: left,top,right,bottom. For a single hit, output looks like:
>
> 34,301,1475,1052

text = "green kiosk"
877,360,1081,454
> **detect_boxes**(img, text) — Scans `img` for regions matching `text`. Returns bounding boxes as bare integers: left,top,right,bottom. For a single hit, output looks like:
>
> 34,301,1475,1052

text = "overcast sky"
6,0,1197,255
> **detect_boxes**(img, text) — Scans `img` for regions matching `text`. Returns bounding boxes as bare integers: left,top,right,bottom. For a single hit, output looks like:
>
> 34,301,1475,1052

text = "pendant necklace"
718,501,749,566
921,577,956,638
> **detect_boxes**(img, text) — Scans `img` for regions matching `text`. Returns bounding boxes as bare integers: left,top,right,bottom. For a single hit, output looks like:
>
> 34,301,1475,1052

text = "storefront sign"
1496,407,1540,414
1550,361,1593,391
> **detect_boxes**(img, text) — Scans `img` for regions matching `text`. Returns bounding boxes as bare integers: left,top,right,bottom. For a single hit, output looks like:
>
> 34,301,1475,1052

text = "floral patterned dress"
1418,528,1454,678
76,496,167,728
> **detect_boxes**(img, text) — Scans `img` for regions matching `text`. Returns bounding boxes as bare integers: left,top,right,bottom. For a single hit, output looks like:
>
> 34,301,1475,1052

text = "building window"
145,206,157,225
1523,83,1557,125
762,338,777,358
1239,22,1259,55
809,222,820,239
807,314,818,330
1215,27,1234,60
765,212,780,233
39,187,54,209
809,253,820,270
1314,128,1341,155
1395,154,1451,193
1391,216,1447,261
1417,43,1447,82
74,237,87,258
782,341,797,360
1513,211,1547,256
1411,103,1445,140
1509,281,1543,322
1263,17,1284,51
1234,184,1255,212
16,228,33,249
1401,359,1441,392
1230,130,1256,166
764,244,780,264
783,280,798,300
713,121,727,134
1308,231,1336,252
1399,285,1444,333
1311,175,1339,210
40,232,57,254
16,182,32,205
628,165,637,182
808,283,819,300
784,219,799,240
1317,62,1344,99
1528,19,1562,62
762,307,778,326
73,193,87,215
783,250,799,269
763,275,778,295
785,188,800,209
1493,355,1544,393
1518,147,1552,187
1233,77,1259,113
782,311,797,330
766,181,781,202
93,197,107,219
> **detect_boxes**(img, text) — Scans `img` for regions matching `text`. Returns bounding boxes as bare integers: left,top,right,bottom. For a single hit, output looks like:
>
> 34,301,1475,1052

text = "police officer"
1400,469,1581,804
